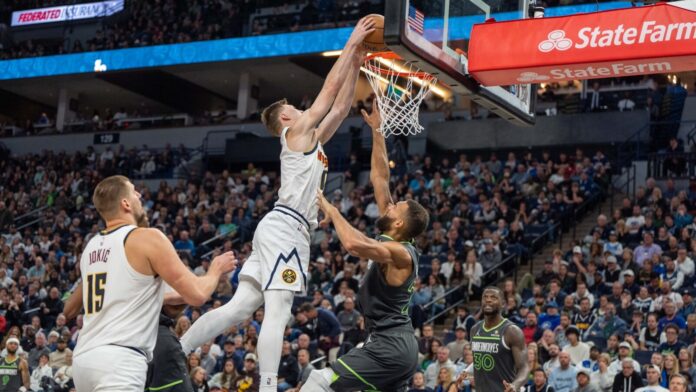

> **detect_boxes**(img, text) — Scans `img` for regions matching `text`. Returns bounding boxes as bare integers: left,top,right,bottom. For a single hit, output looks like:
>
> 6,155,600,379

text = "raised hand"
211,251,237,274
347,17,377,47
361,100,382,131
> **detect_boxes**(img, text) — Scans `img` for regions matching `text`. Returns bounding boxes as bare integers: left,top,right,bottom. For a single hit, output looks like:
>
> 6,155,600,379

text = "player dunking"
305,103,429,391
469,287,529,392
71,176,237,391
180,17,376,392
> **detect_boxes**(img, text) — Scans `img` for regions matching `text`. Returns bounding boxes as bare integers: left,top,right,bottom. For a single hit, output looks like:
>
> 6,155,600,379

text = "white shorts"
240,207,310,293
73,345,148,391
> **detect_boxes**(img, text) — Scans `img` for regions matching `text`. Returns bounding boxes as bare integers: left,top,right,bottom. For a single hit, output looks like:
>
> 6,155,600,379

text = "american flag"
408,5,424,35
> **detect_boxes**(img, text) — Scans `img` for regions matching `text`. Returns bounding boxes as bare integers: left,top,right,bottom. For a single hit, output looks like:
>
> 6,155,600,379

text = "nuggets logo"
282,269,297,284
317,150,329,169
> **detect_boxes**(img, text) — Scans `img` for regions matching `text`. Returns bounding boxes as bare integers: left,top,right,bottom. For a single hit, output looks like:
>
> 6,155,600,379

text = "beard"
135,209,149,228
6,347,16,355
376,214,395,233
483,306,499,316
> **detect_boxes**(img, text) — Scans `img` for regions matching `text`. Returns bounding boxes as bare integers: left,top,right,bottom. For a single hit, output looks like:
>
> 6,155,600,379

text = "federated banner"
468,1,696,86
11,0,124,27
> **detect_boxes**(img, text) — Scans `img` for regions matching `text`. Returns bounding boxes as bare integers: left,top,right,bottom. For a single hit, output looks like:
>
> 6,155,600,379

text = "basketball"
362,14,388,52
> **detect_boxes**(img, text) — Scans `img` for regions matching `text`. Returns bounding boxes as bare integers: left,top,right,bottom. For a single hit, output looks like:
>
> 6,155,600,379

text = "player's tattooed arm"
317,191,410,268
63,281,83,321
505,325,530,392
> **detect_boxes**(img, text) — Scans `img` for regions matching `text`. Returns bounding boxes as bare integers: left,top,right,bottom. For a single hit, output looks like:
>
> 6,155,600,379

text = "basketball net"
363,52,436,138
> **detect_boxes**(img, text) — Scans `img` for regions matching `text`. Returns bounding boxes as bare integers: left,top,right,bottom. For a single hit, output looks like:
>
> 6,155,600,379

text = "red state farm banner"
468,1,696,86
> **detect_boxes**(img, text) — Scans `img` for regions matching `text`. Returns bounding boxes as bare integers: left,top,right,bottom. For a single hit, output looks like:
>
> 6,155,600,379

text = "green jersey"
471,318,517,392
0,356,21,392
357,234,418,331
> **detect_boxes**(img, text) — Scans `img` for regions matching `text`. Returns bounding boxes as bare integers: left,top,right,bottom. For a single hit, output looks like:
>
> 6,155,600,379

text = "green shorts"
331,326,418,392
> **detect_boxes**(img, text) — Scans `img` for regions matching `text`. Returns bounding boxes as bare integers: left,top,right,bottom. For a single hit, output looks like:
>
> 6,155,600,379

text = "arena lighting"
373,56,450,98
321,50,343,57
322,50,449,98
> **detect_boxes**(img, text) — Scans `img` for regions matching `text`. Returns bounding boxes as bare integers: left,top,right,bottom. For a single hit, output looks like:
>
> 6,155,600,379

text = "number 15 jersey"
74,225,164,362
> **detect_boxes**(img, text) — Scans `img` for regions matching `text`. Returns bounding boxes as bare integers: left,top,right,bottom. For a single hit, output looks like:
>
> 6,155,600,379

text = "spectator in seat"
591,353,613,392
49,337,71,370
331,264,359,295
633,231,661,267
336,296,360,333
663,257,685,291
446,326,467,362
658,324,686,356
209,359,237,391
669,374,688,392
603,231,623,257
190,366,209,392
537,260,560,287
573,297,596,335
478,238,501,271
424,346,456,389
408,371,432,392
30,353,52,391
563,326,589,366
291,349,314,390
174,230,196,256
296,302,341,352
53,350,73,390
235,353,260,392
549,351,577,392
523,311,543,345
575,367,600,392
658,301,686,331
612,358,643,392
277,341,298,392
585,303,627,341
524,368,555,392
28,332,50,370
607,342,640,378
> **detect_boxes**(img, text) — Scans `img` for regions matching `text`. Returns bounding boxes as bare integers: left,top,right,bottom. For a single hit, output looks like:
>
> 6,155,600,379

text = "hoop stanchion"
363,52,437,138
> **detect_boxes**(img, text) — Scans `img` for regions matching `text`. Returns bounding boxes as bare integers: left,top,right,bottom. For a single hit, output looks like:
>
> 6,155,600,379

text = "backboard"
384,0,536,126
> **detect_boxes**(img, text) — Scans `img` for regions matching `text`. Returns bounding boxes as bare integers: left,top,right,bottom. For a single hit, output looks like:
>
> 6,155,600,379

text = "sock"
257,290,294,392
180,280,263,353
303,368,336,392
260,372,277,391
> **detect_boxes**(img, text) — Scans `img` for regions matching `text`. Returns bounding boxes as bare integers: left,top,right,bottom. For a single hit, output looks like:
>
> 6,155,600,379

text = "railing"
13,205,49,223
422,253,518,325
647,152,696,179
527,222,562,274
609,165,636,213
200,235,241,260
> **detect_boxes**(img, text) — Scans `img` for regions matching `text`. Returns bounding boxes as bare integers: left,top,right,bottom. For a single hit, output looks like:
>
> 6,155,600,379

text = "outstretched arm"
364,102,393,214
503,325,529,392
315,48,364,144
317,191,410,268
292,18,375,137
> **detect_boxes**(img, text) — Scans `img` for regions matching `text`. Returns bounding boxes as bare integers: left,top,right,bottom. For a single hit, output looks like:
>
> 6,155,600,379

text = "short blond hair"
92,175,131,219
261,98,288,136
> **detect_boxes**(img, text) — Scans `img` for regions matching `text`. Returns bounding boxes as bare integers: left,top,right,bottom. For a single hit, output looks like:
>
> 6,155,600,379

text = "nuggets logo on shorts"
282,269,297,284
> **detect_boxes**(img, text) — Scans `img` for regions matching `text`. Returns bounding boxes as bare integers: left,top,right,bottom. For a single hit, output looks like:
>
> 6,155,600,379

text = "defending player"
305,103,429,391
180,17,375,392
71,175,237,391
470,286,529,392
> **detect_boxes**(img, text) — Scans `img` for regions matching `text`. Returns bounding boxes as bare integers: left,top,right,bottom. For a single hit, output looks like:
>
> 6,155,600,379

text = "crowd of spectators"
0,139,612,391
411,176,696,392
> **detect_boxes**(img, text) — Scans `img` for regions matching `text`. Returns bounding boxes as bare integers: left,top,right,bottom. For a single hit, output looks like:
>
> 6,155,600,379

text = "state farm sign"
468,1,696,86
11,0,124,27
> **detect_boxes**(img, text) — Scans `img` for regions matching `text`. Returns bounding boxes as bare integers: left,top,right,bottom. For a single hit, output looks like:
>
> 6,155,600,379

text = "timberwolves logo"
282,269,297,284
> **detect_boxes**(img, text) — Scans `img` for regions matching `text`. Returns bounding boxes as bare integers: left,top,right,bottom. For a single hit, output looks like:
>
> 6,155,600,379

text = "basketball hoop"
363,52,437,138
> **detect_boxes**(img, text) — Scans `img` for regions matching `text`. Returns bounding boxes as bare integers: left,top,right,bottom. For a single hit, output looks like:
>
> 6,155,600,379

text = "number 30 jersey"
470,318,517,391
74,225,164,361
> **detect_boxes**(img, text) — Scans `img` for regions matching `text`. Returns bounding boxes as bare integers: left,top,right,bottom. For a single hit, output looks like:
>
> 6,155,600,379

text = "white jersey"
74,224,164,361
275,127,328,230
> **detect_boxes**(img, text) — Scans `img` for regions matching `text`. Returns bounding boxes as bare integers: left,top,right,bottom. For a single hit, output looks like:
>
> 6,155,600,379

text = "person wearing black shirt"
277,341,299,391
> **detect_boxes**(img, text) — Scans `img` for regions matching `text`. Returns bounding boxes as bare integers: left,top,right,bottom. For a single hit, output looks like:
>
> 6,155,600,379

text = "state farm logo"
517,72,550,82
538,30,573,52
